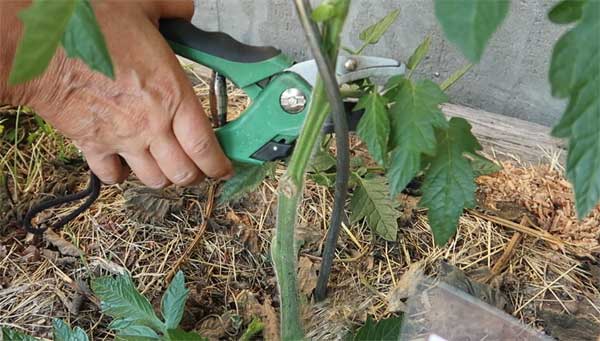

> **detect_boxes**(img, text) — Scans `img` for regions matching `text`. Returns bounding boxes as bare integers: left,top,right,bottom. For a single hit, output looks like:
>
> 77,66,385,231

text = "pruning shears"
159,19,405,164
23,18,405,234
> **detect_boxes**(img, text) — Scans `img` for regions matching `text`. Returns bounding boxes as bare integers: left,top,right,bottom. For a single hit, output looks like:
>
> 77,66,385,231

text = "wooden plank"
442,103,566,164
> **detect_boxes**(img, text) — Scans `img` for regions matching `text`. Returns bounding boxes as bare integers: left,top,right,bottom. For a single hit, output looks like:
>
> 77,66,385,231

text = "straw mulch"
0,67,598,340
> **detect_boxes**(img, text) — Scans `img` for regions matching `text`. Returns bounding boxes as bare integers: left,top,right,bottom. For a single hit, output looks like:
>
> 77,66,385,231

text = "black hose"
293,0,351,301
23,172,101,234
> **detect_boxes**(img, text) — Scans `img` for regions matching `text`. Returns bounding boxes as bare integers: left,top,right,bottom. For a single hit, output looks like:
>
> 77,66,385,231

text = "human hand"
1,0,233,188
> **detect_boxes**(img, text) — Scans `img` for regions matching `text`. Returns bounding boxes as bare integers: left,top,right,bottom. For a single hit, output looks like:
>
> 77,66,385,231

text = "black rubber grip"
159,19,281,63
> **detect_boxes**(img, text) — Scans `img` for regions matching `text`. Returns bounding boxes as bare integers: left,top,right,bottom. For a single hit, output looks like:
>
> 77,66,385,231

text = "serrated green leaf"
240,317,264,341
421,117,481,245
549,0,600,218
359,9,400,45
53,319,88,341
165,329,206,341
353,315,402,341
308,172,336,188
62,0,114,79
387,77,448,155
115,325,160,341
161,271,189,329
385,78,448,195
355,92,390,165
92,275,165,332
350,175,399,241
434,0,509,62
309,147,336,173
440,63,473,91
9,0,77,84
1,328,39,341
407,35,431,71
468,153,502,176
387,148,421,197
218,162,274,204
549,0,586,24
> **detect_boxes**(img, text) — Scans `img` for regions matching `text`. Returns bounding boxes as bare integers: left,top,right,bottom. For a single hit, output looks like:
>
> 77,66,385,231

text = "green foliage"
549,0,600,218
353,315,403,341
386,77,448,195
312,3,337,22
164,329,206,341
62,0,114,79
434,0,510,62
53,319,88,341
161,271,189,329
92,275,165,332
440,63,473,91
9,0,114,85
9,0,76,84
359,9,400,46
218,162,275,204
239,318,265,341
354,92,390,165
350,175,399,241
1,328,39,341
420,118,481,245
406,35,431,72
468,153,502,176
92,271,205,340
549,0,586,24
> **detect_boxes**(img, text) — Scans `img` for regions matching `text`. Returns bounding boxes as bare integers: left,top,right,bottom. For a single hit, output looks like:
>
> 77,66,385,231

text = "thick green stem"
272,1,350,339
272,82,329,340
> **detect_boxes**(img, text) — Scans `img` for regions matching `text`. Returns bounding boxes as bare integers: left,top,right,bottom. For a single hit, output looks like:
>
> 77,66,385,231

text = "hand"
1,1,234,188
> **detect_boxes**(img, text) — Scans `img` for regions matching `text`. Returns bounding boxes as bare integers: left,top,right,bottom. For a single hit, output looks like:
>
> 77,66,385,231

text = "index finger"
172,92,234,180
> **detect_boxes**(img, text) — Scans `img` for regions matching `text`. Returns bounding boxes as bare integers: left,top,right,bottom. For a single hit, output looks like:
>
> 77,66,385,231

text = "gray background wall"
192,0,567,127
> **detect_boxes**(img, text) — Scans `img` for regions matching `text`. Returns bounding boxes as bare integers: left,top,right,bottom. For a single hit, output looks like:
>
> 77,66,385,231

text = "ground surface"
0,71,599,340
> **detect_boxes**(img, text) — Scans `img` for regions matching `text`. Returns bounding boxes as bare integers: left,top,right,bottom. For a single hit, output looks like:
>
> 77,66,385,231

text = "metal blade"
286,55,406,87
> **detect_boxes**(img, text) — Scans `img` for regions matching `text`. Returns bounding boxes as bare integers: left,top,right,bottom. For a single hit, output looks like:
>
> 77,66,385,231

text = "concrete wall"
192,0,566,127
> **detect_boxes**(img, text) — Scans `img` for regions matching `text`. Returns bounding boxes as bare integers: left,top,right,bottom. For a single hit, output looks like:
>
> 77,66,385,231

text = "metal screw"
434,71,440,78
280,88,307,114
344,58,358,72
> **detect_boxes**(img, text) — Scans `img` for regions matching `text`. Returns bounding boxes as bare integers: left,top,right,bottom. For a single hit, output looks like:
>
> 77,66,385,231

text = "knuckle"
171,169,199,186
188,136,213,156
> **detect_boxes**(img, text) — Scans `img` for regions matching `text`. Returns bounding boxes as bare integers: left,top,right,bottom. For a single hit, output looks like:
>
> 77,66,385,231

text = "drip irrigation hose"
23,172,101,235
293,0,351,302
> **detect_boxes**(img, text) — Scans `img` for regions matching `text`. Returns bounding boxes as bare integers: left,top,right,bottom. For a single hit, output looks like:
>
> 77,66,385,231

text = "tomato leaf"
468,153,502,176
421,117,481,245
359,9,400,46
385,77,448,194
115,325,160,340
350,175,399,241
1,328,39,341
161,271,189,329
353,315,403,341
164,329,206,341
434,0,509,62
218,162,275,204
440,63,473,91
62,0,114,79
407,35,431,71
92,275,165,332
355,92,390,165
9,0,76,84
53,319,88,341
549,0,600,218
549,0,586,24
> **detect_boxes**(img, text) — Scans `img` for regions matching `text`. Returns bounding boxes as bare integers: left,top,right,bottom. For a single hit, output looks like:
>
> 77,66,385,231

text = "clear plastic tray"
400,279,552,341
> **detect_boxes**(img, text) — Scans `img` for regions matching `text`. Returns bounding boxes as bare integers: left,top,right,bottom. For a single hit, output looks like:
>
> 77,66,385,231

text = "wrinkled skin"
0,0,234,188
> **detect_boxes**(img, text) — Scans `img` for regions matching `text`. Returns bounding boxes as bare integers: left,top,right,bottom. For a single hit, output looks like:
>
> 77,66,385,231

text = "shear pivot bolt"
280,88,307,114
344,58,358,72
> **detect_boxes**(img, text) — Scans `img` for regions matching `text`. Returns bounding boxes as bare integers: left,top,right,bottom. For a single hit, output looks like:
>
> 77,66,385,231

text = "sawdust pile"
0,66,598,340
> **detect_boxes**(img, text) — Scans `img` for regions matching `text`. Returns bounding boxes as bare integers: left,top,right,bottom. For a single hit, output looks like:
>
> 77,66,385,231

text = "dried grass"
0,64,598,340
